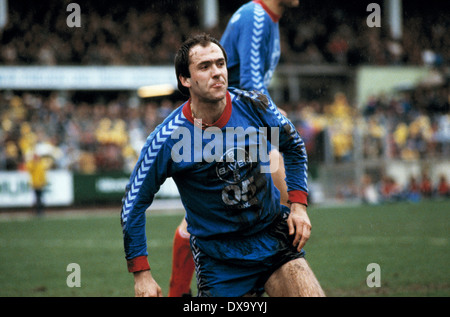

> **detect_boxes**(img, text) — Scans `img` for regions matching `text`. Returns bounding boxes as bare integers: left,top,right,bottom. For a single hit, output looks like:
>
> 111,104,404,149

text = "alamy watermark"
66,263,81,288
367,3,381,28
66,3,81,28
366,263,381,288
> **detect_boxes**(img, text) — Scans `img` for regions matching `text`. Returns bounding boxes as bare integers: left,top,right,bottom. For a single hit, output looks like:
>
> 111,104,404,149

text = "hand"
287,203,311,252
134,270,163,297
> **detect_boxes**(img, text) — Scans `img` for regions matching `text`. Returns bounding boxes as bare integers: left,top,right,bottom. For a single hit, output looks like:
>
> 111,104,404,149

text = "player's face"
184,43,228,103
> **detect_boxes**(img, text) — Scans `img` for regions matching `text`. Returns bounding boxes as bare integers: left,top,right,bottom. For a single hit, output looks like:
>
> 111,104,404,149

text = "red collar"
182,92,232,129
253,0,281,23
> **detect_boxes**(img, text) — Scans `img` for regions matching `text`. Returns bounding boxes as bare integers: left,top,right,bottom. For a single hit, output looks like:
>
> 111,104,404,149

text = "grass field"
0,199,448,297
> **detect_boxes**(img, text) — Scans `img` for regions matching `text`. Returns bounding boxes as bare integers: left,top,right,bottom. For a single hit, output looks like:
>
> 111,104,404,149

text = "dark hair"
175,33,228,96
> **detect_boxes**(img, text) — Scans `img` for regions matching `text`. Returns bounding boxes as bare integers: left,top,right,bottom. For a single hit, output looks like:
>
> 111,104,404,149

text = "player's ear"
179,75,191,90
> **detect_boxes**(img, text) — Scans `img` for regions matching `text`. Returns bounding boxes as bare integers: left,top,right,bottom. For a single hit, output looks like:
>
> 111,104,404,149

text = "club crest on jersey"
217,147,260,207
216,147,253,184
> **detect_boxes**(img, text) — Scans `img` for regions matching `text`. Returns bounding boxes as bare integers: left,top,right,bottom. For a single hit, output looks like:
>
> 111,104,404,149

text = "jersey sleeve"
265,98,309,205
232,89,309,205
235,5,272,97
120,125,172,272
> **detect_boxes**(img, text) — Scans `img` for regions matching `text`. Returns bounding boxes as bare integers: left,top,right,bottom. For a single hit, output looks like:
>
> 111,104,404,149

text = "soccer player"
121,33,324,297
168,0,300,297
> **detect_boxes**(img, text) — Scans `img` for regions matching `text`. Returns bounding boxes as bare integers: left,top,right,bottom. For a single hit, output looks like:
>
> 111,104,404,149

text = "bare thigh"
178,217,189,236
264,258,325,297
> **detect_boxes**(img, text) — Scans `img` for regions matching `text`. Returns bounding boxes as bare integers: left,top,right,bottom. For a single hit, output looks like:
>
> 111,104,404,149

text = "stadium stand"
1,0,449,67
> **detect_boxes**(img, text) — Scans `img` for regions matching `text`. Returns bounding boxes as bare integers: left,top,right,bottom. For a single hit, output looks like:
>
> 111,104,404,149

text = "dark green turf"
0,199,448,296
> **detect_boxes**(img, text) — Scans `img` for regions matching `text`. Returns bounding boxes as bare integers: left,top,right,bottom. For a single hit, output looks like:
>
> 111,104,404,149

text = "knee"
178,218,190,238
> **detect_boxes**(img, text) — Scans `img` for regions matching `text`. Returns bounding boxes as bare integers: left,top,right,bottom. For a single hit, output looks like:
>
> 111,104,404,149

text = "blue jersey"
221,0,281,97
121,88,308,265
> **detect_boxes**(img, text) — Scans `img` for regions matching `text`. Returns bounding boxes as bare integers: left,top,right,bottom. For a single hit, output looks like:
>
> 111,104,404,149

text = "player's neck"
262,0,285,16
190,98,226,126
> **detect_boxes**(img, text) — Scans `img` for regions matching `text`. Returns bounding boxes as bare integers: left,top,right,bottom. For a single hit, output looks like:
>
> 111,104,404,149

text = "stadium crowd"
0,0,449,202
361,83,449,161
1,0,448,67
0,90,174,173
357,171,449,205
287,83,449,163
1,82,448,198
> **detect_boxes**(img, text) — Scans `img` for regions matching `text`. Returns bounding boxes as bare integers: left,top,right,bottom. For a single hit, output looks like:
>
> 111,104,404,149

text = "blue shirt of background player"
221,0,281,98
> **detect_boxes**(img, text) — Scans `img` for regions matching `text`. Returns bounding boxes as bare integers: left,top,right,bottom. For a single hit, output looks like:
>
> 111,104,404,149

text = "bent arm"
121,126,173,272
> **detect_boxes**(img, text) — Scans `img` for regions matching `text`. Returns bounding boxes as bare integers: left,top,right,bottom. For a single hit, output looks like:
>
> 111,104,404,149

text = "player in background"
168,0,300,297
122,33,324,297
26,153,49,216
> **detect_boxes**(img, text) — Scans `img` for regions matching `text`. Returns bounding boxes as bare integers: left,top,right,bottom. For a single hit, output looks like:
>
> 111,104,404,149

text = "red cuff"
288,190,308,206
127,256,150,273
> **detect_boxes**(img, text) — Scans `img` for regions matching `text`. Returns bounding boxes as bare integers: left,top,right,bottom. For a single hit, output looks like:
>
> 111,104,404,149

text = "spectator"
404,175,421,202
436,174,449,198
419,171,434,198
4,141,22,170
361,174,380,205
379,175,402,202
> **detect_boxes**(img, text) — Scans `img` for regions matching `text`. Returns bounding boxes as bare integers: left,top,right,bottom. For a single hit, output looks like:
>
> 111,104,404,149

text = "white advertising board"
0,170,74,208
